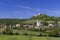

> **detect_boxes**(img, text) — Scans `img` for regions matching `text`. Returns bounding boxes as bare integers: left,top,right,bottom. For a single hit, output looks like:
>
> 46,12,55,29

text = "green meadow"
0,35,60,40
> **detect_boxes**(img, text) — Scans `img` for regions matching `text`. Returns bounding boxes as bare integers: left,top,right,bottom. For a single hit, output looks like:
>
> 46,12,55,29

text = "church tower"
36,20,41,27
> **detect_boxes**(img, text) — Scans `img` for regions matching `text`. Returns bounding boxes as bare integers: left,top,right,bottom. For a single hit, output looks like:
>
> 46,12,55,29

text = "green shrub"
15,32,20,35
3,28,13,35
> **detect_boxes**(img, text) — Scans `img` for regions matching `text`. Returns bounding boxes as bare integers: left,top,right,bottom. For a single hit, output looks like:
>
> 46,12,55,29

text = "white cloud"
17,5,60,14
17,5,41,12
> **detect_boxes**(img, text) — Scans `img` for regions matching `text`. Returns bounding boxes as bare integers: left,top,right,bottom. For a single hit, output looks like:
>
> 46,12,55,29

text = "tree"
3,28,13,35
42,21,48,26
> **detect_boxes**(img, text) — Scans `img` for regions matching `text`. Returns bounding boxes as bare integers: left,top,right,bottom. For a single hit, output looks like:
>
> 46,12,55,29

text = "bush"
3,28,13,35
15,32,20,35
23,33,28,35
3,31,5,34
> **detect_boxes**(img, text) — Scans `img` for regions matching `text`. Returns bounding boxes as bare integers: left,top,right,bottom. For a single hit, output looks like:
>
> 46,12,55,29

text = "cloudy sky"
0,0,60,19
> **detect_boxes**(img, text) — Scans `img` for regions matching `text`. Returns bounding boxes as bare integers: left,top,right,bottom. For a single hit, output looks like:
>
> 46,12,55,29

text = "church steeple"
36,20,41,27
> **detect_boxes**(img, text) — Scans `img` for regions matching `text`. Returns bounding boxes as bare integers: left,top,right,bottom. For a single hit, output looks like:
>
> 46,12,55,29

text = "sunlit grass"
0,35,60,40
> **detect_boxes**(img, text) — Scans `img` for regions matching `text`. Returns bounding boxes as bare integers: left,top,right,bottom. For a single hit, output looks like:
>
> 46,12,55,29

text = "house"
48,24,54,28
4,25,7,28
22,25,33,29
15,24,20,28
34,26,40,29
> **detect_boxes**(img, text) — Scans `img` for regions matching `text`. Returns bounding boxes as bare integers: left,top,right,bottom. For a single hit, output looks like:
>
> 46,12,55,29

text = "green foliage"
3,28,13,35
0,19,28,24
15,32,20,35
42,21,48,26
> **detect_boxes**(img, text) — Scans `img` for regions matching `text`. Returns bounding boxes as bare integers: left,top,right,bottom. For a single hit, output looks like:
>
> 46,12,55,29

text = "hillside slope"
30,13,60,21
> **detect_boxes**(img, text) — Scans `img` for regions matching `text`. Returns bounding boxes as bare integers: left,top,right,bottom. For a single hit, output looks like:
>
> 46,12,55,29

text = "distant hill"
0,18,28,24
30,13,60,21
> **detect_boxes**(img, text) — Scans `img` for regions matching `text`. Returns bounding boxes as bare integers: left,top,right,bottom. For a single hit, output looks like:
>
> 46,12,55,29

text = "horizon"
0,0,60,19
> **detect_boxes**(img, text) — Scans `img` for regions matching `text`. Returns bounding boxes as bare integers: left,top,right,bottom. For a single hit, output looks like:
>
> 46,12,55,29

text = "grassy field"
0,35,60,40
22,19,57,24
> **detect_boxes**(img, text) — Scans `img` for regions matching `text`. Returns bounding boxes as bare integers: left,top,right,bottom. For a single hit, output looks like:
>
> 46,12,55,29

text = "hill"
30,13,60,21
0,13,60,24
0,18,28,24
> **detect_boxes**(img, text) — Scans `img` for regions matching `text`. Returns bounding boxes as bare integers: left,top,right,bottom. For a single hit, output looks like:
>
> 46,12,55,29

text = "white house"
48,24,54,28
15,24,20,27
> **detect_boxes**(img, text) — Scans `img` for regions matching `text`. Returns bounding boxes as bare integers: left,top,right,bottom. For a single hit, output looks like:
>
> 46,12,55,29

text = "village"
0,13,59,30
0,13,60,37
0,20,58,29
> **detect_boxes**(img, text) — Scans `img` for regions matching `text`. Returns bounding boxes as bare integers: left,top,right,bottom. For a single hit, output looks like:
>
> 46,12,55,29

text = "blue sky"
0,0,60,19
